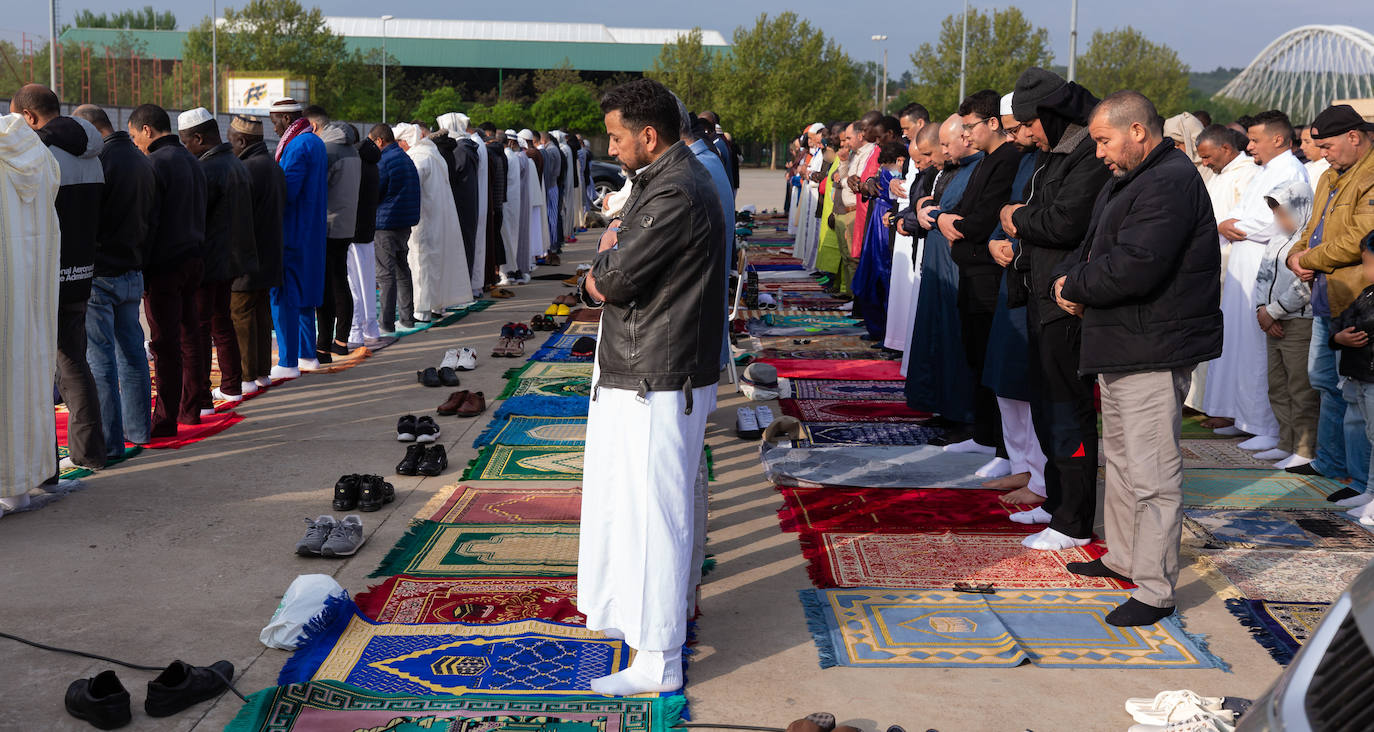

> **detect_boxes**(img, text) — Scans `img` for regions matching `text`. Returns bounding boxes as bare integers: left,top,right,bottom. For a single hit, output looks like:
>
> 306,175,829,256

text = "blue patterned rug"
473,416,587,448
529,334,595,362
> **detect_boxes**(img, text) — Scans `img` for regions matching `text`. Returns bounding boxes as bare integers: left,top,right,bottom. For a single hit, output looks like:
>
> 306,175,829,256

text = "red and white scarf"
274,117,312,162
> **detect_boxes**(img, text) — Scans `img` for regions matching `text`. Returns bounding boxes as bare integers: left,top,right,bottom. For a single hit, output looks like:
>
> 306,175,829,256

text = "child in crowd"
1329,230,1374,525
1253,180,1318,470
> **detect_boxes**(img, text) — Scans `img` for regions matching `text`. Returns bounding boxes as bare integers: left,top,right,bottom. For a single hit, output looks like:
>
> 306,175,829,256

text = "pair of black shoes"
397,443,448,476
396,414,440,442
67,660,234,729
417,366,460,387
333,474,395,512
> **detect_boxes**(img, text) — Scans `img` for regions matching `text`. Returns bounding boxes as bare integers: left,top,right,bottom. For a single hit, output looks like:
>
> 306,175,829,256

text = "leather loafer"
418,444,448,476
396,444,425,476
357,475,395,511
455,391,487,418
65,670,131,730
438,367,460,387
437,390,471,416
145,660,235,717
332,474,360,511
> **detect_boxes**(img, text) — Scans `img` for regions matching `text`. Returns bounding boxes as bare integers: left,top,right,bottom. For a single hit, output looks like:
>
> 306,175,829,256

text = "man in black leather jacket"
578,78,725,698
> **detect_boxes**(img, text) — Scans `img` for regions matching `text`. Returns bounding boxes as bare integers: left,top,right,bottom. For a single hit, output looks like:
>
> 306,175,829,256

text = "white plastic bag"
259,574,346,650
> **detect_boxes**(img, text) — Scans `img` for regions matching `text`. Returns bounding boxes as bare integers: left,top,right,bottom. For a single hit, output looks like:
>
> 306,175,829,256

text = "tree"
1076,27,1191,116
466,100,529,131
75,6,177,30
532,61,582,96
648,28,715,112
907,6,1053,118
529,82,603,133
410,86,467,128
712,13,865,168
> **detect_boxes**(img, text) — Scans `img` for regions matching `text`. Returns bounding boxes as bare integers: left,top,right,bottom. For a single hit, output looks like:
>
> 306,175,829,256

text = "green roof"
57,27,687,72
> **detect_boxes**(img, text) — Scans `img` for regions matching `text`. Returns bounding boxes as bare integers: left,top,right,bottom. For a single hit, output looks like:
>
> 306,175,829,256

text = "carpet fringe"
1225,598,1296,666
459,451,486,481
796,532,832,587
369,521,429,577
798,590,839,669
222,684,281,732
471,417,511,448
1170,607,1232,673
278,593,355,684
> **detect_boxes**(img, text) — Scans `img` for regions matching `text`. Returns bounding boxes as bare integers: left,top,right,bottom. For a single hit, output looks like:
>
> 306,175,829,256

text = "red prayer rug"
421,484,582,524
56,409,243,450
757,358,904,380
800,530,1125,590
353,576,585,624
778,487,1040,533
780,398,932,423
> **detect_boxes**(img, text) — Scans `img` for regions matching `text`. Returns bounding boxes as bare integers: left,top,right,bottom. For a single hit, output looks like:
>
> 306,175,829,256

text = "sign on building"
226,75,310,115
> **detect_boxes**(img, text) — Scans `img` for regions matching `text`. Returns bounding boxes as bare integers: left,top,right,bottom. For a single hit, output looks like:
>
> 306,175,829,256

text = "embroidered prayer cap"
177,107,213,130
1311,104,1374,139
269,97,303,114
1000,93,1014,117
230,114,263,135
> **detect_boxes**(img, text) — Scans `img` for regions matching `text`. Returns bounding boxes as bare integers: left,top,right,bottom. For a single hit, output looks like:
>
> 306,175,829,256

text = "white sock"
1349,500,1374,520
1238,434,1280,451
975,457,1012,478
590,648,683,696
1010,506,1053,524
1021,527,1091,551
1274,454,1311,469
1336,493,1373,508
944,438,997,455
1213,426,1247,436
0,494,32,512
1253,448,1290,461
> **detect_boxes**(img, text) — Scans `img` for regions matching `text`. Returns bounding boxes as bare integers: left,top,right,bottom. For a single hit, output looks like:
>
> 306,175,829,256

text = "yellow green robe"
815,156,843,274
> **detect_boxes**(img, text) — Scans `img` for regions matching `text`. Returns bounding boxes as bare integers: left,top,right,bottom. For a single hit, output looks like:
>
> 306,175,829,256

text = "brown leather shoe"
456,391,487,418
437,390,471,416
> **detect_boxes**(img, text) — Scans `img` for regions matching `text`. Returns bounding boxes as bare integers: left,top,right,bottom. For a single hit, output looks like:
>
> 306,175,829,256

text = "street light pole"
212,0,219,115
882,47,888,110
49,0,57,93
959,0,968,102
870,34,887,111
1067,0,1079,82
381,15,392,123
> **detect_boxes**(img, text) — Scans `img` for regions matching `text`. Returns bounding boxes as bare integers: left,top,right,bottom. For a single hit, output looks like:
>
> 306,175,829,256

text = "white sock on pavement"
975,457,1012,478
1010,506,1053,524
1021,527,1091,551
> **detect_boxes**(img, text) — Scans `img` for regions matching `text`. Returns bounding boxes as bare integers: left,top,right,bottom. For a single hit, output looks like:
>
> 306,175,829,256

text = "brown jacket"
1290,145,1374,316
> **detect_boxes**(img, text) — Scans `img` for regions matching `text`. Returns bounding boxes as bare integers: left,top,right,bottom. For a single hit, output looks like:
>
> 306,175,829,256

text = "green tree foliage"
1076,27,1191,116
410,86,466,128
466,100,529,131
648,28,715,112
907,6,1053,118
529,82,602,133
75,6,177,30
532,61,582,96
712,13,865,167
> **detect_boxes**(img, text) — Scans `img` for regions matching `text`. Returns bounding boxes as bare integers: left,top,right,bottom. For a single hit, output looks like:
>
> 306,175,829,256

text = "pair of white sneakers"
1125,690,1236,731
440,347,479,372
737,405,775,440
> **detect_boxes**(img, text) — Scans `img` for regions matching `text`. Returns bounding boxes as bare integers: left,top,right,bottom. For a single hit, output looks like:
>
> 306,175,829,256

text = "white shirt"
1305,157,1330,186
1205,153,1257,222
1224,149,1308,246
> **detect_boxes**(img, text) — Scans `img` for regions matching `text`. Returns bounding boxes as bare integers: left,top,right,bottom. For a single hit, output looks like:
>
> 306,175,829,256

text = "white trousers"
346,242,379,343
997,396,1047,497
578,382,716,652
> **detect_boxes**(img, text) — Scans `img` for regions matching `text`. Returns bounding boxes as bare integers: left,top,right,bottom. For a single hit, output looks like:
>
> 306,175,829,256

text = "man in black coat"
998,68,1112,547
228,115,285,393
74,103,156,459
482,124,509,289
181,108,258,409
347,127,384,347
1052,91,1222,626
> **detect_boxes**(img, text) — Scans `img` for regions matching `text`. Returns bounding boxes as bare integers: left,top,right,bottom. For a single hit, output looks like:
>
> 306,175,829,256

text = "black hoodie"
144,134,207,273
234,140,286,292
352,133,381,244
94,130,155,277
37,116,103,303
198,142,259,283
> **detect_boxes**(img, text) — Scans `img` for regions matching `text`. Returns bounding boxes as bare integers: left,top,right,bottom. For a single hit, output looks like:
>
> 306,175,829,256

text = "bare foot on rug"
1199,416,1234,429
998,484,1044,505
983,472,1031,490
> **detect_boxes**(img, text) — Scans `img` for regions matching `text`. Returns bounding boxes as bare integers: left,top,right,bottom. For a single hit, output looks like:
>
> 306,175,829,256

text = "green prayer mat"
226,680,685,732
1181,468,1346,510
58,444,142,480
497,376,593,400
463,445,584,481
503,362,595,380
371,522,579,578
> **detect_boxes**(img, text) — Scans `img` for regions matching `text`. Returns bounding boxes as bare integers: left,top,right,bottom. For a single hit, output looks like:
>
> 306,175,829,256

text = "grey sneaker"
321,515,365,557
295,516,336,556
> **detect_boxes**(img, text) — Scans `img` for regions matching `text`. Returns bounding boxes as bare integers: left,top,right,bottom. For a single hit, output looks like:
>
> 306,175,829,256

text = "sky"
4,1,1372,74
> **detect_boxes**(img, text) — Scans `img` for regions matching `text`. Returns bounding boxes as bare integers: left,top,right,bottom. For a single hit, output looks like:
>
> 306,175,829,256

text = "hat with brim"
1311,104,1374,139
269,97,303,114
742,362,779,389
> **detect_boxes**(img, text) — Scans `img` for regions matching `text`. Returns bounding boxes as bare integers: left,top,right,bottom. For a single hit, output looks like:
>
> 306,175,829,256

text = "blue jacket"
375,143,421,230
277,129,328,307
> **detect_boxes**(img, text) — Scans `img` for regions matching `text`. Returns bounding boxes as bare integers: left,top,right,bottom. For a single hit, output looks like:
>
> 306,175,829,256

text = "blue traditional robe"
276,130,328,307
853,167,896,339
982,151,1038,401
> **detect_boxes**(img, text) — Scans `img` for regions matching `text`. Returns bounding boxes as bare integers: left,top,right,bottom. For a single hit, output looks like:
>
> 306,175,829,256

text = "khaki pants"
1268,317,1320,458
834,210,858,295
1098,367,1191,608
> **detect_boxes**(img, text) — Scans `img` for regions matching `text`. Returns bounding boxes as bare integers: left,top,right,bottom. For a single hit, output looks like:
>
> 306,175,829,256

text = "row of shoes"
736,405,776,439
561,264,590,287
1124,690,1248,731
67,660,234,730
333,474,396,511
416,348,477,388
296,515,367,557
530,314,559,330
397,443,448,476
493,323,534,358
436,390,487,417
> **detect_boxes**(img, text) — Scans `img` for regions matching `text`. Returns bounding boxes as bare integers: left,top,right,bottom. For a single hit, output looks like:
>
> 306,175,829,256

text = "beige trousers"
834,210,858,295
1098,367,1191,608
1267,317,1320,458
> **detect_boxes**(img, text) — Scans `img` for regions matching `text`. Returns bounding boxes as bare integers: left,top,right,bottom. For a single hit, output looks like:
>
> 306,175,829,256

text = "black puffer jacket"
93,130,155,277
433,132,480,262
234,140,286,291
144,134,207,273
1331,284,1374,382
353,133,380,244
198,142,258,283
590,141,726,393
1055,142,1221,375
37,116,103,303
1010,82,1111,324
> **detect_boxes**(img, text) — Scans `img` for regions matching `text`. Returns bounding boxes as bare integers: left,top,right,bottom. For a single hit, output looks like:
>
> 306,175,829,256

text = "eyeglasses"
1003,123,1023,135
961,117,990,132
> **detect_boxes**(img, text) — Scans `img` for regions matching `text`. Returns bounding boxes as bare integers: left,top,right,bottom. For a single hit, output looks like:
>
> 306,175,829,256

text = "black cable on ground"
0,630,248,702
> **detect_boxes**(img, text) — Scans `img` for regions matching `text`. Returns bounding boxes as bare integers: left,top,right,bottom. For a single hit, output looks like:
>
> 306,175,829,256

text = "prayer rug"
371,522,579,578
492,395,589,419
419,485,581,524
800,588,1224,670
1181,468,1347,509
57,444,142,480
1226,598,1329,665
568,307,602,322
778,488,1039,533
563,321,600,335
281,606,631,696
748,324,867,337
780,399,932,424
227,681,685,732
502,362,594,380
762,444,993,489
790,379,908,401
1183,509,1374,550
1180,440,1278,469
529,334,596,363
1191,548,1374,602
752,335,876,351
304,347,372,375
462,446,584,481
473,416,587,448
753,349,898,361
354,576,584,624
496,376,592,400
801,422,942,446
393,320,434,337
764,314,862,327
756,358,904,380
799,531,1124,589
56,410,243,450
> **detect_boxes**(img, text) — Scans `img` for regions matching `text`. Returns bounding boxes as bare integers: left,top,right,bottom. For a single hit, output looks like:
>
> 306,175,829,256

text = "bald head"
1088,91,1165,177
73,104,114,135
939,114,971,161
10,83,60,129
1091,90,1163,139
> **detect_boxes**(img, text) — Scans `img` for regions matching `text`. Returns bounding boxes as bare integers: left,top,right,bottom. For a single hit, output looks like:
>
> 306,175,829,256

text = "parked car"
589,159,625,209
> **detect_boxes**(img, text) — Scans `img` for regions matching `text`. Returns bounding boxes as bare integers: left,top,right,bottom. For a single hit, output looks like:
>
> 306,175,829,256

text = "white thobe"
1202,150,1308,436
525,154,548,269
500,148,523,275
900,168,942,376
346,242,380,342
884,164,924,351
405,137,472,314
795,149,824,269
0,114,60,498
559,142,576,239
